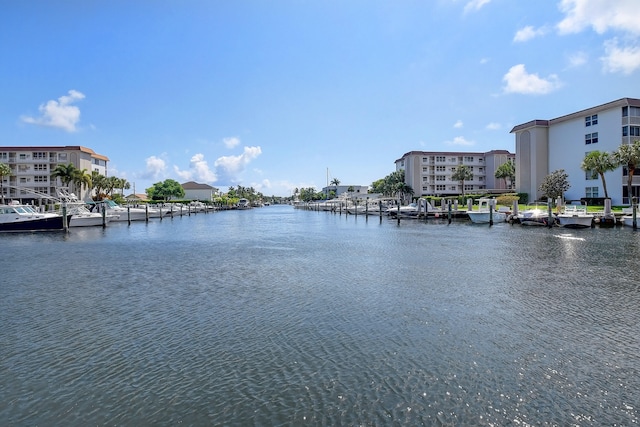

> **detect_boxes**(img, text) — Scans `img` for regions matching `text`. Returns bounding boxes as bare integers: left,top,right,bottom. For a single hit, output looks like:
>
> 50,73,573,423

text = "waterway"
1,205,639,425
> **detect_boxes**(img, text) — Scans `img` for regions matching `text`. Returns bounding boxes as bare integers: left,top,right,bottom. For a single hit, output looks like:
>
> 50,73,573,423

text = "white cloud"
479,57,490,64
557,0,640,36
567,51,588,68
463,0,491,14
174,153,218,183
223,137,240,149
446,136,475,146
601,38,640,74
145,155,167,180
453,120,463,128
502,64,562,95
486,122,501,130
21,90,85,132
214,146,262,174
513,25,548,42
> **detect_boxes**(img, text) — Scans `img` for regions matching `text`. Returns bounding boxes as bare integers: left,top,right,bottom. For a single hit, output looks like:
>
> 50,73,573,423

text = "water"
1,206,639,426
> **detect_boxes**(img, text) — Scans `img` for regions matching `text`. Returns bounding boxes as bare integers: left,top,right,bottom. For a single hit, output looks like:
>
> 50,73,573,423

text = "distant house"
181,181,218,201
321,185,369,198
125,193,149,202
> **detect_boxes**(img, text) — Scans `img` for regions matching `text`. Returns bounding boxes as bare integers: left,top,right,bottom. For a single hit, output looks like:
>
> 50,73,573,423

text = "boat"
0,201,70,232
57,190,117,227
620,207,640,227
237,198,251,209
467,198,507,224
388,199,442,218
557,204,594,228
96,199,151,222
517,208,555,226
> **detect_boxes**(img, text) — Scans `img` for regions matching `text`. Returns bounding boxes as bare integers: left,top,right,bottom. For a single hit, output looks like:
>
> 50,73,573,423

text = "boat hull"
557,215,594,228
0,215,67,232
467,211,507,224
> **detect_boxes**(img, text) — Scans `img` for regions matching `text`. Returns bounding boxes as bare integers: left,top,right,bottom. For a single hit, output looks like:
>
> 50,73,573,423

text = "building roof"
0,145,109,161
395,149,514,163
181,181,217,190
125,193,149,201
510,97,640,133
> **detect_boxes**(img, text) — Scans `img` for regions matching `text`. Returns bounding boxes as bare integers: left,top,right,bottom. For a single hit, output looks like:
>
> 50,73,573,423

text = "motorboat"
387,199,440,219
57,190,117,227
0,201,69,232
621,207,640,227
557,204,594,228
517,208,555,226
467,198,507,224
96,199,151,222
237,198,251,209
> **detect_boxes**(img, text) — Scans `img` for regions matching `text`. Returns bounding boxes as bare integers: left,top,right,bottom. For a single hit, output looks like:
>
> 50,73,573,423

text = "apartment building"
394,150,514,197
511,97,640,205
0,146,109,202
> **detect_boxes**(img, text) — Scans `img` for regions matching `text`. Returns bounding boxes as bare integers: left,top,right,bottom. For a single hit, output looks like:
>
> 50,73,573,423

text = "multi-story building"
0,145,109,202
320,185,369,198
394,150,515,197
511,97,640,205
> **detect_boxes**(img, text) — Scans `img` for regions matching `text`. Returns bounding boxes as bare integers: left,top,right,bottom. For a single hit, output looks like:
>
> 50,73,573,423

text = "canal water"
1,205,639,426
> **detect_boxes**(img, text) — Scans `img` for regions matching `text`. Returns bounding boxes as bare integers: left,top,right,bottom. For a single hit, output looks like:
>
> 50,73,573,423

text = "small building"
125,193,149,203
181,181,218,201
321,185,369,198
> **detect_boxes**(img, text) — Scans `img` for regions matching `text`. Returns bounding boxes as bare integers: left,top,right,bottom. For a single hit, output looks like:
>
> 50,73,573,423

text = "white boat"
0,201,69,232
621,207,640,227
467,199,507,224
237,198,251,209
388,199,441,218
557,204,594,228
98,199,151,221
517,208,555,226
57,190,117,227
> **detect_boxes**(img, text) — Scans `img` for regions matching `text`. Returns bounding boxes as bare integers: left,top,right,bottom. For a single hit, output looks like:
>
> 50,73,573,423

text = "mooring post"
127,206,131,225
448,201,452,224
489,199,494,226
62,204,68,231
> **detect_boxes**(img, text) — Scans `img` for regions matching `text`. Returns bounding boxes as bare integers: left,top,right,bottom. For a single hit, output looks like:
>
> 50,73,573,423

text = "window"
627,126,640,137
34,187,48,194
34,176,48,182
422,176,428,182
436,185,446,191
464,185,474,191
464,156,474,162
585,132,598,144
32,152,46,159
585,170,598,180
623,106,640,117
58,153,67,160
436,166,446,172
479,176,484,181
585,187,599,198
34,164,47,171
436,175,446,181
0,153,7,160
585,114,598,126
19,153,27,159
450,186,457,191
17,165,28,172
422,167,428,173
450,167,456,173
436,156,446,162
478,167,484,173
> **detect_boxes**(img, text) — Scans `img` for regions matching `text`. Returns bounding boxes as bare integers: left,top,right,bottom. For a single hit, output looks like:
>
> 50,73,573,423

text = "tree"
539,169,570,201
494,161,515,189
580,151,616,199
0,162,11,203
146,179,185,201
51,163,78,189
451,165,473,197
71,168,92,198
612,140,640,205
394,181,414,204
330,178,340,186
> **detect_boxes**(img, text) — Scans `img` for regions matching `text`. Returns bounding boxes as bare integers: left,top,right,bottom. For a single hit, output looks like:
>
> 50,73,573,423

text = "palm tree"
51,163,78,189
612,140,640,205
330,178,340,186
0,162,12,203
71,168,92,198
494,161,515,189
451,165,474,198
580,151,616,199
91,171,106,200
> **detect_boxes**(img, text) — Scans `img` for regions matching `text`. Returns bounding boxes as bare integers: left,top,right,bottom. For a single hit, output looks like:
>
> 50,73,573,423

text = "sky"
1,0,639,197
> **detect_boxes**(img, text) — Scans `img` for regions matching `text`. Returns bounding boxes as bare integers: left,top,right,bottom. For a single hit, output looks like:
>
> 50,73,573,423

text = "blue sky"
1,0,639,196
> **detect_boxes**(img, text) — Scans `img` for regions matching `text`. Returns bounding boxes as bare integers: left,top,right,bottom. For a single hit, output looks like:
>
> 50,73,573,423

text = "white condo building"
0,145,109,202
394,150,515,197
511,97,640,205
